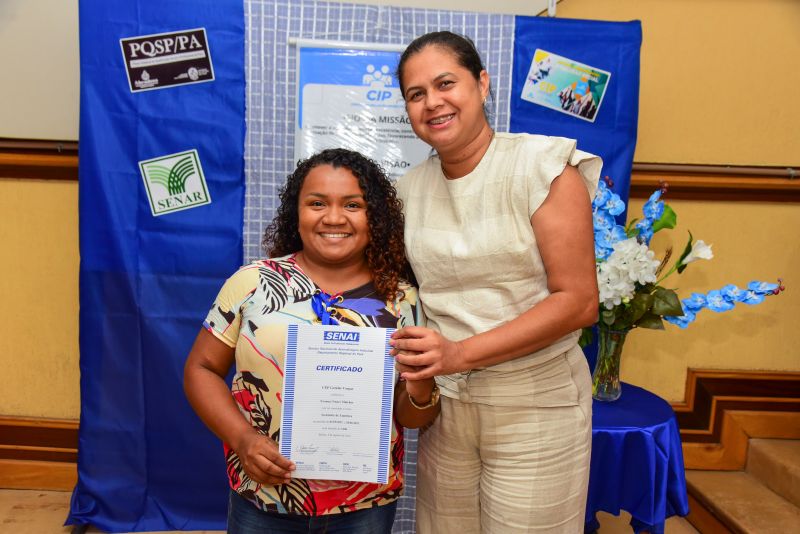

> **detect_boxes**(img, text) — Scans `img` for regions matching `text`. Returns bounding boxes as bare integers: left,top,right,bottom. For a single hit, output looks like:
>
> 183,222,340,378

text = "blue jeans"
227,490,397,534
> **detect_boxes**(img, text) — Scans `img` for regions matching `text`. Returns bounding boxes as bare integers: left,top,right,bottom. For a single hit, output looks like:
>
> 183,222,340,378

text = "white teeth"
430,114,454,125
321,233,349,238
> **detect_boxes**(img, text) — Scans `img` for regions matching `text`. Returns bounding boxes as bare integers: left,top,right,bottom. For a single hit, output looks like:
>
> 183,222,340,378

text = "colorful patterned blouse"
203,254,421,515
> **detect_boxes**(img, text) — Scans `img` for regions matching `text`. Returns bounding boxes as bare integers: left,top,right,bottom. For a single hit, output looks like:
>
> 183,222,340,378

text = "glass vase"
592,327,628,401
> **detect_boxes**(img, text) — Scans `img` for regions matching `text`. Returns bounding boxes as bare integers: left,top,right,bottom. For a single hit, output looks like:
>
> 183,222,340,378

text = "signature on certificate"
298,443,319,453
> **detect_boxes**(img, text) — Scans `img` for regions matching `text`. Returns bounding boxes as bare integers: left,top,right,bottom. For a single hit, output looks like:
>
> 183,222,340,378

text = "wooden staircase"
672,370,800,533
686,439,800,532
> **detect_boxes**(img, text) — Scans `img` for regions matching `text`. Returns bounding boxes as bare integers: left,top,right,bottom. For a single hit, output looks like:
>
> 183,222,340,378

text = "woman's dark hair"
262,148,409,301
396,31,487,98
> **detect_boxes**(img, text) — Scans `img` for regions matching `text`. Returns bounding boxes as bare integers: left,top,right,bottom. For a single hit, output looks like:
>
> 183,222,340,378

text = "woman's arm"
184,328,295,484
393,369,440,428
391,165,598,380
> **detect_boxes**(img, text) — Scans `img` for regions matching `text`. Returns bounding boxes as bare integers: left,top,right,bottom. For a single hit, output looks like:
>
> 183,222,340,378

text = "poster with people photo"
521,49,611,122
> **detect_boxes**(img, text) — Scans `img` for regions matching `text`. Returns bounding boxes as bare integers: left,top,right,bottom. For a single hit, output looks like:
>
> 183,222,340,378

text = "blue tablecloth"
585,383,690,533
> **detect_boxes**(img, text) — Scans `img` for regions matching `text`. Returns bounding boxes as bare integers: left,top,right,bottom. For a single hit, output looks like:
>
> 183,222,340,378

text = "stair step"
686,470,800,533
746,438,800,508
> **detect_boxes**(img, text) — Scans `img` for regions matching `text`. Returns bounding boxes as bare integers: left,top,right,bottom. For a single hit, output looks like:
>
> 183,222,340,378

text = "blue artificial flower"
603,194,626,216
594,241,614,260
596,225,628,250
593,210,616,232
635,219,654,245
642,190,665,220
721,284,746,302
665,307,696,329
682,293,707,311
593,179,626,218
611,225,628,243
705,290,736,312
593,180,611,208
741,290,765,305
595,243,614,261
747,280,779,294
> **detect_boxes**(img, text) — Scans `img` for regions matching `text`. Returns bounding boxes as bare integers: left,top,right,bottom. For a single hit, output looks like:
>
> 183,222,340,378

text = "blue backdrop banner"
69,0,244,530
510,16,642,209
510,16,641,372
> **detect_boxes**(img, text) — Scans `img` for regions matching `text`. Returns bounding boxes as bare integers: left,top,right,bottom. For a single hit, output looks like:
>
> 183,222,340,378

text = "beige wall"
0,179,80,418
621,198,799,402
1,0,798,420
557,0,800,166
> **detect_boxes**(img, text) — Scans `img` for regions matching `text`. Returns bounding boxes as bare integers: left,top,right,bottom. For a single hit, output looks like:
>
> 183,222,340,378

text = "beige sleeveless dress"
396,132,601,533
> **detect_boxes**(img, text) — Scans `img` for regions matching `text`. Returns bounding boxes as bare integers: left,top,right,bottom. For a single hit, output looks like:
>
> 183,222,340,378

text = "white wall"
0,0,80,140
0,0,548,141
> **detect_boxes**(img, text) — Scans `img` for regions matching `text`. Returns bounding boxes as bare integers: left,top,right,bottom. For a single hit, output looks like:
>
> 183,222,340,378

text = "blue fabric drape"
510,16,642,212
586,383,690,533
69,1,244,530
510,16,642,370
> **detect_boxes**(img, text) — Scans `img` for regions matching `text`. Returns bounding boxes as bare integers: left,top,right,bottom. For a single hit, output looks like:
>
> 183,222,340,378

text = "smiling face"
297,164,370,272
401,45,490,155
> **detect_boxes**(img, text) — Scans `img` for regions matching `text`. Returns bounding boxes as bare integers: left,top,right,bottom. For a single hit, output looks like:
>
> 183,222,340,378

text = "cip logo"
139,149,211,216
362,64,395,102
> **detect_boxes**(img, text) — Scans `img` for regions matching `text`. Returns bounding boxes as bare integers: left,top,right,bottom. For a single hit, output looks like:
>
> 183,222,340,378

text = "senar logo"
323,331,360,342
139,149,211,216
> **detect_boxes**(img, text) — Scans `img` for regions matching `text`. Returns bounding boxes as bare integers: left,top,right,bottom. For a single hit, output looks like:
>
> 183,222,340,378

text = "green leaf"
625,218,640,238
636,313,665,330
601,309,616,326
629,293,655,323
612,309,633,332
652,287,684,316
578,327,594,348
652,204,677,233
625,218,640,233
676,231,694,274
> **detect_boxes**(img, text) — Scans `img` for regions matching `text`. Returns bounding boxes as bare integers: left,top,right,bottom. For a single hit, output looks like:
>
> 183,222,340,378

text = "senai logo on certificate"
139,149,211,216
521,49,611,123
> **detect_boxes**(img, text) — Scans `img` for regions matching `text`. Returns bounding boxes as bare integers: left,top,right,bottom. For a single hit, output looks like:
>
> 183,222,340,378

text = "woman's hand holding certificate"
232,431,295,486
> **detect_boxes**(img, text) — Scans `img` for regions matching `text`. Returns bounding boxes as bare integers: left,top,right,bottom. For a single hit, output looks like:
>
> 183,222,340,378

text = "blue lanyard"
311,290,340,325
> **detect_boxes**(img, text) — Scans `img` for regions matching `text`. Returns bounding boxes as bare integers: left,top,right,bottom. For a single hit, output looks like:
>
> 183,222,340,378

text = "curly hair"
262,148,410,302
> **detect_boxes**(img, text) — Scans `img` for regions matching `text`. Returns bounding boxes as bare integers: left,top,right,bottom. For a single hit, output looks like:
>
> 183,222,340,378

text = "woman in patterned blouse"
184,148,439,533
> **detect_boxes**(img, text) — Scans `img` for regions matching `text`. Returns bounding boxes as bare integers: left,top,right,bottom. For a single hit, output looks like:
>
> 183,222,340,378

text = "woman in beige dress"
390,31,601,533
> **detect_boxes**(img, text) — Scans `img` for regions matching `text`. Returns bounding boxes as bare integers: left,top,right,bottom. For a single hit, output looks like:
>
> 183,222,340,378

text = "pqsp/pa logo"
139,149,211,216
120,28,214,92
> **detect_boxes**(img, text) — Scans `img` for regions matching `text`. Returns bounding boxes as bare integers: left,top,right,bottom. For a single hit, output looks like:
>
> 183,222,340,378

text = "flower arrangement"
585,177,784,400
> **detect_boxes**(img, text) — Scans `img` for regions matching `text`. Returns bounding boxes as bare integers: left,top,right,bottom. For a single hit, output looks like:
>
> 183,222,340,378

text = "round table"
585,383,690,533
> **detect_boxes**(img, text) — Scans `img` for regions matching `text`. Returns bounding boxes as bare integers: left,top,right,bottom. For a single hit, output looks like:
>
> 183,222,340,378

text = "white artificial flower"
597,237,661,309
681,240,713,265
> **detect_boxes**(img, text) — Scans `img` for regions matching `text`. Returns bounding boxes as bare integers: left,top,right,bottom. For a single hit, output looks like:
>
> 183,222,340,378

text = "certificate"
280,324,395,484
